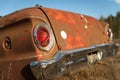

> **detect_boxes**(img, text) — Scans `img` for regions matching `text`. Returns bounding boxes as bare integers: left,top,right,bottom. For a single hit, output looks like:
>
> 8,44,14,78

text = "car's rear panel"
0,7,58,80
43,7,110,50
0,6,119,80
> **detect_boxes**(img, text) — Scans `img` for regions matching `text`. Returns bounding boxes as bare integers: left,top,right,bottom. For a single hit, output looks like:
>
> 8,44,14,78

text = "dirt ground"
56,39,120,80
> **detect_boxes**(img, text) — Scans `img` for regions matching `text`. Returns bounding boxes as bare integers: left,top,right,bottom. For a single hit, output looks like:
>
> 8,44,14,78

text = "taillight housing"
33,22,54,51
106,26,113,41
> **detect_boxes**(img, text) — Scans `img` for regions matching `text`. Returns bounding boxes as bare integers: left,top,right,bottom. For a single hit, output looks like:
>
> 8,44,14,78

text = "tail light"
33,22,54,51
106,27,113,41
37,27,49,47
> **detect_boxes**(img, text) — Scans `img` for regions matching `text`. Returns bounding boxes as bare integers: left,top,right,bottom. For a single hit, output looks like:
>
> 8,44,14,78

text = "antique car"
0,6,119,80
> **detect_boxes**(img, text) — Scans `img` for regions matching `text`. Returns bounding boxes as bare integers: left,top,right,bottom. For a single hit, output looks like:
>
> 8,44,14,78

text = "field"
55,40,120,80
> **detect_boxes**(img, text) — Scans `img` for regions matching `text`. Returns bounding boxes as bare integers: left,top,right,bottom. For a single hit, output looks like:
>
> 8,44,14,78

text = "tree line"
100,12,120,39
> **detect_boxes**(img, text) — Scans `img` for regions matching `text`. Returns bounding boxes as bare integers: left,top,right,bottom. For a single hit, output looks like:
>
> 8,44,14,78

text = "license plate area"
87,51,103,64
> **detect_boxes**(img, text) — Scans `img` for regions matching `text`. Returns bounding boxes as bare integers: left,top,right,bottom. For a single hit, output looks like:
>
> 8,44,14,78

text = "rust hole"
3,37,11,51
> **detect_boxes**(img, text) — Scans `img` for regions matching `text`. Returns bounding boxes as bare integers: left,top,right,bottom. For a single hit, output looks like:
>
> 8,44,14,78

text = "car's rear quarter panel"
0,7,58,80
43,8,110,51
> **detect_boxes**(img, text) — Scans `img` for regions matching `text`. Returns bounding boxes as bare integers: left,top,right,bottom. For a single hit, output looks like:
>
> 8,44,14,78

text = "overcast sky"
0,0,120,19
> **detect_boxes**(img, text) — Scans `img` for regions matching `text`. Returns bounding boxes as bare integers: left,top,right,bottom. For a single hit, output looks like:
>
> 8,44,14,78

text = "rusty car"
0,6,119,80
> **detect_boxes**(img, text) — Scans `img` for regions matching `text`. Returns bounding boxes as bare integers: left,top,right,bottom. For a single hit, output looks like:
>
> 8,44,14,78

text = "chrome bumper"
30,43,119,80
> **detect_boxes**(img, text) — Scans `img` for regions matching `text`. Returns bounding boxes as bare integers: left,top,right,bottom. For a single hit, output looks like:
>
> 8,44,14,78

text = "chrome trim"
33,21,55,51
30,42,119,80
30,42,118,68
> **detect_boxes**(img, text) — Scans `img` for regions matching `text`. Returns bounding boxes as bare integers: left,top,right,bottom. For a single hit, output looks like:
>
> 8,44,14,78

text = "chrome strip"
30,42,117,68
30,42,119,80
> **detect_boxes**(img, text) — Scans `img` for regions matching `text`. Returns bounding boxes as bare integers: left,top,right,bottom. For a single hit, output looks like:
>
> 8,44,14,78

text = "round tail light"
33,22,54,51
106,27,113,41
37,27,50,47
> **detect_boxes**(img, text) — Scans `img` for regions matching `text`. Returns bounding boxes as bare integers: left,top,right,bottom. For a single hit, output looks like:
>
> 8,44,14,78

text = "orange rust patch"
47,9,76,25
66,35,85,50
35,49,43,60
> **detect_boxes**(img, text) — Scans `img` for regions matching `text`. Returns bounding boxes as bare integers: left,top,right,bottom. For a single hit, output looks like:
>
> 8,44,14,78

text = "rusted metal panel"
0,7,58,60
0,59,37,80
0,6,118,80
0,7,46,27
0,7,58,80
42,7,110,50
0,19,38,80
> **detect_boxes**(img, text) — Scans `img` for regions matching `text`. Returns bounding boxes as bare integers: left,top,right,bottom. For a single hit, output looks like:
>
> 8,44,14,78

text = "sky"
0,0,120,19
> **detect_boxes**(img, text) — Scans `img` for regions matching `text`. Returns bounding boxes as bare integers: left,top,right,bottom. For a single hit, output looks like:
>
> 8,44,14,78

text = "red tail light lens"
37,27,50,47
106,27,113,41
33,22,54,51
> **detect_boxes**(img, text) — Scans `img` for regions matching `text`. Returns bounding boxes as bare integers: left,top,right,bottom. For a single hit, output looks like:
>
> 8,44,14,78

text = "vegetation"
99,12,120,39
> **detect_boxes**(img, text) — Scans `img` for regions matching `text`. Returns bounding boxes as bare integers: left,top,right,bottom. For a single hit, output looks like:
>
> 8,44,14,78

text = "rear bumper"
30,42,119,80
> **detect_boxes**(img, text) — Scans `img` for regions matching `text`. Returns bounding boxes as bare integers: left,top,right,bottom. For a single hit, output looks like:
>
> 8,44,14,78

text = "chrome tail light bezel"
33,21,55,51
